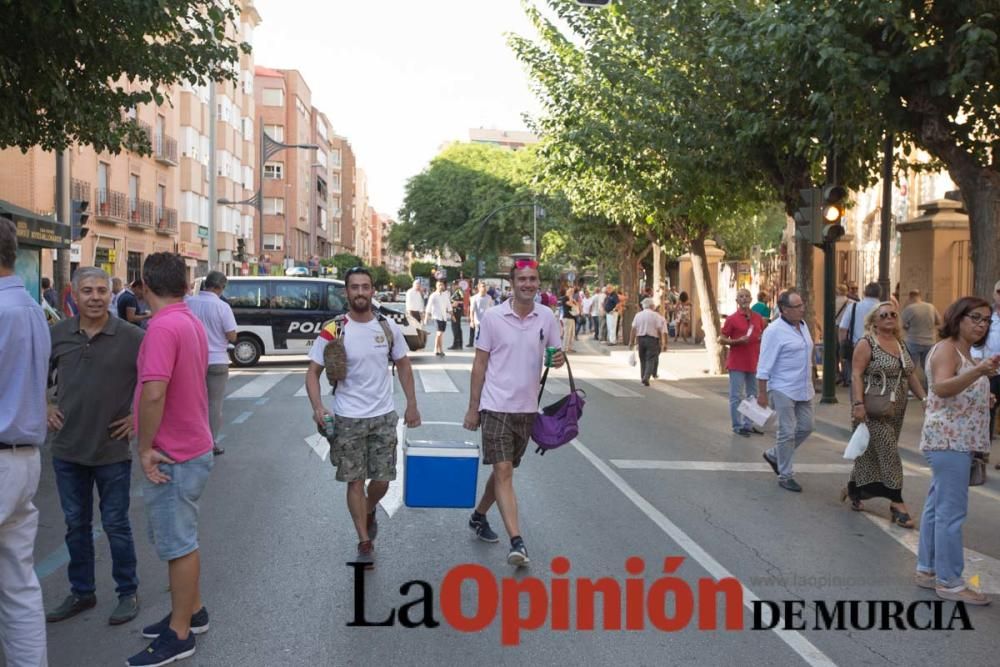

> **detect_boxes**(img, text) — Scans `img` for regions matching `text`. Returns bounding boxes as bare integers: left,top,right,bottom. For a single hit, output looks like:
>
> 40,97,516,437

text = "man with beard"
463,259,564,567
305,267,421,568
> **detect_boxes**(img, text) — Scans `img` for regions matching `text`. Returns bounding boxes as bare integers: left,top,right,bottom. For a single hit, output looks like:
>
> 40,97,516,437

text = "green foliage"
409,260,436,279
391,273,413,290
324,253,364,279
0,1,251,153
369,265,391,289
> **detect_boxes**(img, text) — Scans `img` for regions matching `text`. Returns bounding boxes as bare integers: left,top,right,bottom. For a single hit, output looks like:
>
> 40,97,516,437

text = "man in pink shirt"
463,259,564,567
128,253,214,667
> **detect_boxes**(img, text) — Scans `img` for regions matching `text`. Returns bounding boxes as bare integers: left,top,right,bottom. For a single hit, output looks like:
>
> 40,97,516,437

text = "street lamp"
218,120,318,273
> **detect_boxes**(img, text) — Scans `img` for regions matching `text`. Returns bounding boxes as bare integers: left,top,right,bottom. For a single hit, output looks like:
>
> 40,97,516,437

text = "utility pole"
877,133,893,301
820,151,839,404
55,150,71,307
208,83,218,272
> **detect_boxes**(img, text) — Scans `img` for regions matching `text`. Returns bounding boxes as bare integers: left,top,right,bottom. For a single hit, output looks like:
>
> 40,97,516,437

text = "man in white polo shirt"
187,271,237,456
463,259,563,567
756,289,815,493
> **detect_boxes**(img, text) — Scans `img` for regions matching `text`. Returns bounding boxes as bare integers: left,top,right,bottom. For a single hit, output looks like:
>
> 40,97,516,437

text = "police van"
194,276,427,367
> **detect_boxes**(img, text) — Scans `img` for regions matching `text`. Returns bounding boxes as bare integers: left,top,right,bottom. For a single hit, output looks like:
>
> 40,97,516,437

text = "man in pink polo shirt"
128,253,214,667
463,259,564,567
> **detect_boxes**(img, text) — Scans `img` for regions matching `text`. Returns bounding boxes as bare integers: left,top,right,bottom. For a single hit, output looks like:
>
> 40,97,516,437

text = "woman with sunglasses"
915,296,999,605
842,302,927,526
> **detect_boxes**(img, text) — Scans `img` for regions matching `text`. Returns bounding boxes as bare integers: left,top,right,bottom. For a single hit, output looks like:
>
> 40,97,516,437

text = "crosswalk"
225,367,705,402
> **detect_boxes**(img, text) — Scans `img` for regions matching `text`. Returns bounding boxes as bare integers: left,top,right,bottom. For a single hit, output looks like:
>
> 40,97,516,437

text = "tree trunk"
795,234,816,337
690,236,725,374
652,241,665,314
945,167,1000,299
616,230,652,345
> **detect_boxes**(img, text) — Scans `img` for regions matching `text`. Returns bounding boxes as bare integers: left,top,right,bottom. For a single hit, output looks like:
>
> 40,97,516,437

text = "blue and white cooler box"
403,439,479,508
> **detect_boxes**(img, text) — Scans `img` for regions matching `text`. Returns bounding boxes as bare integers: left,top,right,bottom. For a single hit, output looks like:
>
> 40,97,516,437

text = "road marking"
651,382,701,399
255,398,270,406
304,433,330,461
418,369,460,393
573,438,835,667
610,459,924,475
584,378,642,398
861,513,1000,594
542,378,570,394
380,418,407,518
232,411,253,424
227,372,290,399
294,374,332,397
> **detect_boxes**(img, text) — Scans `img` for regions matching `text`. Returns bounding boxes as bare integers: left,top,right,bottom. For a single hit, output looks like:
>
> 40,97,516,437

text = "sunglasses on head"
878,311,898,319
514,259,538,270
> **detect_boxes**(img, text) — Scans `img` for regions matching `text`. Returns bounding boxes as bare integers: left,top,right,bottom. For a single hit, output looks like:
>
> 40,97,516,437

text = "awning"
0,199,71,249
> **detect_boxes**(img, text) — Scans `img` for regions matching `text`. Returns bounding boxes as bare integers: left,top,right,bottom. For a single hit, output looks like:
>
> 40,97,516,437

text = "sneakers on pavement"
749,427,765,435
935,585,991,606
762,452,779,476
356,540,375,569
46,593,97,623
734,428,751,438
109,594,140,626
778,478,803,493
507,537,530,567
468,512,499,543
127,627,195,666
914,571,936,590
141,607,210,638
212,446,225,456
367,510,378,541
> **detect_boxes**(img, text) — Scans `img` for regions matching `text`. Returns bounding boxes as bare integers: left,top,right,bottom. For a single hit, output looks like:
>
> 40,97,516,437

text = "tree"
392,273,413,290
323,253,364,280
409,261,436,280
0,1,251,153
369,265,391,289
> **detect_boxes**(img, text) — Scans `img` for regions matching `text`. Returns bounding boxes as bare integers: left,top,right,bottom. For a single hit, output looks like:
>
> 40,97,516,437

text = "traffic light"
819,185,846,245
793,186,846,247
235,237,247,262
70,199,90,241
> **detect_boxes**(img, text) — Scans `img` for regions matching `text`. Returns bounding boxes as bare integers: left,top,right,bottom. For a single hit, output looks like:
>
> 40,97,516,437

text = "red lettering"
698,578,744,630
625,557,645,630
440,564,498,632
577,578,621,630
501,577,548,646
550,557,571,630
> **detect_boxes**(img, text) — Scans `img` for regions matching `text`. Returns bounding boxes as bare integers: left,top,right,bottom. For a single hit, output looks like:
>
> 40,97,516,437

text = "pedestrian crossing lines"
227,371,291,399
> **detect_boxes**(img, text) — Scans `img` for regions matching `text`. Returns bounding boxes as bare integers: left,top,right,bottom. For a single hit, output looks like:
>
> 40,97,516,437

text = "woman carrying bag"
841,302,927,525
915,296,999,605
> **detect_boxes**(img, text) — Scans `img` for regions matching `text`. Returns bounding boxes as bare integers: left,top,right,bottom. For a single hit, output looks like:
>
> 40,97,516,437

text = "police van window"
327,284,346,311
225,280,268,308
272,281,322,310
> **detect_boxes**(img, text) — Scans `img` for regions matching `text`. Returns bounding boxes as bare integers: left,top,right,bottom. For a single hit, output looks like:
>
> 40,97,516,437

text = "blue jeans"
766,391,814,481
52,458,138,597
917,450,972,589
728,370,757,430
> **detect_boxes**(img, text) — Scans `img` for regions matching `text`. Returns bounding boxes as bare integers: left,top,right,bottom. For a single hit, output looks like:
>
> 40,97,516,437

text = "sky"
252,0,545,219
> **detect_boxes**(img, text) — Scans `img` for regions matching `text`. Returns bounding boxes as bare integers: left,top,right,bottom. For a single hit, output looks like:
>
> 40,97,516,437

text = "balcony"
95,188,129,224
155,207,178,234
71,178,91,202
128,199,155,229
154,134,178,166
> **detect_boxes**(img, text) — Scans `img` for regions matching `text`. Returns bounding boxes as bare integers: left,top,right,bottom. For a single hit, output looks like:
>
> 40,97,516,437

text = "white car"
284,266,310,277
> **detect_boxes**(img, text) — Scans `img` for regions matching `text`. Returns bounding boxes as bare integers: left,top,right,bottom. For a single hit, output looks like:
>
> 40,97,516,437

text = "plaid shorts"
480,410,536,468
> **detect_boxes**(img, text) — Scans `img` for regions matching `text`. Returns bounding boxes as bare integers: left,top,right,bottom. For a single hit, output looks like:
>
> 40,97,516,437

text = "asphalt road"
18,327,1000,666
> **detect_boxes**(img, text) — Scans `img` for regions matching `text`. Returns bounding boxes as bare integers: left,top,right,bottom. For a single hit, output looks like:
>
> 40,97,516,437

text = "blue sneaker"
127,627,195,666
468,512,499,543
141,607,209,639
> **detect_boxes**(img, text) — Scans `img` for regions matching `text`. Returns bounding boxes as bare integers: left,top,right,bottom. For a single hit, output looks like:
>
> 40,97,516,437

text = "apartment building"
370,209,383,266
333,135,357,255
469,127,539,151
354,167,372,262
309,109,344,261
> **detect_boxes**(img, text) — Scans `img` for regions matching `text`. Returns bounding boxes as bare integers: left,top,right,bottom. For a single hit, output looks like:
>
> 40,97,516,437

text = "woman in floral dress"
842,302,927,526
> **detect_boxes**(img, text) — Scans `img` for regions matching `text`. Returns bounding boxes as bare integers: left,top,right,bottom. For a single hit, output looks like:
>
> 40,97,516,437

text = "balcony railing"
95,188,129,223
155,134,178,165
155,207,178,234
128,198,155,228
71,178,91,202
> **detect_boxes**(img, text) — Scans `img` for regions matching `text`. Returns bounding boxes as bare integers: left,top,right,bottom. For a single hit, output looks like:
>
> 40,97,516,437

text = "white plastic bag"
843,423,870,460
628,352,637,367
737,398,774,428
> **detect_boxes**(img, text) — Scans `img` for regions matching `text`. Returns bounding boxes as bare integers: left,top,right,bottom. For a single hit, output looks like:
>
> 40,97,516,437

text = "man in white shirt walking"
424,280,452,357
628,298,668,385
404,282,424,327
469,281,492,348
186,271,237,456
757,289,814,493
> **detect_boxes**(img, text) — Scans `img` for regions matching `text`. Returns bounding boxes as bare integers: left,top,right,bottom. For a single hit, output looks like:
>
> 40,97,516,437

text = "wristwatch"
852,401,864,407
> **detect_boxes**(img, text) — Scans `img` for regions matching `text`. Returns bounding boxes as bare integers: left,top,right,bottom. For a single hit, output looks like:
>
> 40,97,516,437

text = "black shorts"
435,319,447,332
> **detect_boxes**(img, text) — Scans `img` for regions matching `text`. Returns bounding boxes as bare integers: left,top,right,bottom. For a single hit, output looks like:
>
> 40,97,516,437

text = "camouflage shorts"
330,411,398,482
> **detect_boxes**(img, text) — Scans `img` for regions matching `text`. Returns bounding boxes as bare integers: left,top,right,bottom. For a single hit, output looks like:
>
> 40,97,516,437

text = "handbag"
862,340,904,418
531,356,586,454
970,453,987,486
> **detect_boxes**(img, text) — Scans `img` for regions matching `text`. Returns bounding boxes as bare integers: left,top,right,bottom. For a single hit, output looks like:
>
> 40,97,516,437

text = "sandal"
890,506,915,529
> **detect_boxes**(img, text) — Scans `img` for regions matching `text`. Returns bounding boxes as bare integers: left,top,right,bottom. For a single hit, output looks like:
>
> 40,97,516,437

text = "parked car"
284,266,310,277
193,276,427,366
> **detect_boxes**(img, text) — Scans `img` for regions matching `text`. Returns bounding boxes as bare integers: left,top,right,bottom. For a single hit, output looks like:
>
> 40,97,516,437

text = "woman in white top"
915,296,999,605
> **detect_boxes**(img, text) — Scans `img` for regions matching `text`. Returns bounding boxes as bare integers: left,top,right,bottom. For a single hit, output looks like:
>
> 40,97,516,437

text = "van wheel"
230,336,262,367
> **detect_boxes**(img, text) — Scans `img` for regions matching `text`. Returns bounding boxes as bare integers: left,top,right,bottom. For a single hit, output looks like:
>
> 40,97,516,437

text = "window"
129,174,139,211
261,88,284,107
327,284,346,311
224,281,268,308
156,185,166,212
97,163,109,201
319,206,327,231
316,121,328,141
295,96,307,117
263,233,283,250
264,124,284,142
264,161,284,180
315,150,327,168
330,173,340,192
272,281,322,311
263,197,284,215
330,148,341,167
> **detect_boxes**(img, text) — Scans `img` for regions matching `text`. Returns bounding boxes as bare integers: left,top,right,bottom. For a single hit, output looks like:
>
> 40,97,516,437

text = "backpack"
531,356,586,454
321,312,395,389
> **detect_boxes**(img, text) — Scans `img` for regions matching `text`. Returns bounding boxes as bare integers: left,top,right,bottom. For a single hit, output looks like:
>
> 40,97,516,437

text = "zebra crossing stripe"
294,374,332,397
582,378,641,398
227,372,290,399
417,369,460,393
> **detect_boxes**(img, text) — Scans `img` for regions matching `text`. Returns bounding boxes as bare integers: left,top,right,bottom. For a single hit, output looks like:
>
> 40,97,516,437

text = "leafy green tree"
0,1,250,153
369,265,391,289
324,253,364,280
392,273,413,290
409,260,436,280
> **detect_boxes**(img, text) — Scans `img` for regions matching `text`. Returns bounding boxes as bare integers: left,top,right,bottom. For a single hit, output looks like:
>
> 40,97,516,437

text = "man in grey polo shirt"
45,266,145,627
187,271,236,456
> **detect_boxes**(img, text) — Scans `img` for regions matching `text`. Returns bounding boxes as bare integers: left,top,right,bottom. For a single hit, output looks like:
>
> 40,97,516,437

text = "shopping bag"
737,398,774,428
628,352,637,367
843,423,870,460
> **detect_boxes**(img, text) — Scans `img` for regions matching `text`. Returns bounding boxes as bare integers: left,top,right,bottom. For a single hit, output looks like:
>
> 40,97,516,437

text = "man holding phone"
45,267,145,626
